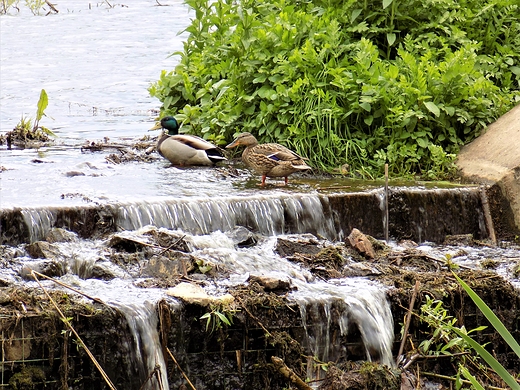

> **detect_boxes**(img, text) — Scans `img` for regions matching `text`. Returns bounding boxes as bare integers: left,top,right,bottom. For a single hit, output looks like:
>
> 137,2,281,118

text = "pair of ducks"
150,116,311,186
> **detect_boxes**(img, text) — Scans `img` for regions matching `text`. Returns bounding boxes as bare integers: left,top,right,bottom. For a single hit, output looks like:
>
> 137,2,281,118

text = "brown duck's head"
226,132,258,149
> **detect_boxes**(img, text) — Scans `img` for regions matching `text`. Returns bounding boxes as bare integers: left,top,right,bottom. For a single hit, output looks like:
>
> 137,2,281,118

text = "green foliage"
15,89,55,139
150,0,520,179
417,275,520,389
200,303,238,334
1,89,56,148
452,272,520,389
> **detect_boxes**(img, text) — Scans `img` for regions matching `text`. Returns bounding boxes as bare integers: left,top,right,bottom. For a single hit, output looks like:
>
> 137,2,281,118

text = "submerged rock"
44,227,78,243
26,241,62,259
20,259,65,280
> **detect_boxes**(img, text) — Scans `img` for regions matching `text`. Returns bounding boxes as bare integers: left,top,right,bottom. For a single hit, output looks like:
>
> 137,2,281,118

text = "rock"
342,262,381,277
444,234,474,246
226,226,258,247
143,227,190,252
347,228,375,259
45,228,77,243
107,232,152,252
166,282,234,306
249,275,292,292
26,241,62,259
20,259,65,280
90,264,117,280
142,252,194,278
456,104,520,237
275,236,322,258
4,330,32,361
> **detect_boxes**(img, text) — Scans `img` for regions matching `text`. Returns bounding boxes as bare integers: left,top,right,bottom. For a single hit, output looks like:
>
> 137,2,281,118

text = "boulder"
456,104,520,238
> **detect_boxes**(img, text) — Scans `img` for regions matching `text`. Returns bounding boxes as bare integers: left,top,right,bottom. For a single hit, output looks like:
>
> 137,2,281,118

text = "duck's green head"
150,116,179,135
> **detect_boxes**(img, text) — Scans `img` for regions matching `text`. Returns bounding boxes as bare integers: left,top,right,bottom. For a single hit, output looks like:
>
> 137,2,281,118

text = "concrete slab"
456,104,520,237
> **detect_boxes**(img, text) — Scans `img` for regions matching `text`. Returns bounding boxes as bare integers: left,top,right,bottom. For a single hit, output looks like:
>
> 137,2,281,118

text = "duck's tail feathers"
206,149,228,163
293,164,312,170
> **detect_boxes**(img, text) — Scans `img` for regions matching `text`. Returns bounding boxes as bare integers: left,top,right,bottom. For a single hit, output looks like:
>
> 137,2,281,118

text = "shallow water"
0,1,469,208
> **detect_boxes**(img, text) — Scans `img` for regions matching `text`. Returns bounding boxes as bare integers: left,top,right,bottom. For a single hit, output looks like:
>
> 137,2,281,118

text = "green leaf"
36,89,48,122
449,326,520,390
424,101,440,117
382,0,393,9
360,102,371,112
215,311,231,326
350,9,362,23
386,33,396,46
452,272,520,359
459,366,485,390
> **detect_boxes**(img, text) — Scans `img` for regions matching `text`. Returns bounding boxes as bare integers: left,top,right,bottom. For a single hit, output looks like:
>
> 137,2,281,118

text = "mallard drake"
149,116,226,166
226,132,311,186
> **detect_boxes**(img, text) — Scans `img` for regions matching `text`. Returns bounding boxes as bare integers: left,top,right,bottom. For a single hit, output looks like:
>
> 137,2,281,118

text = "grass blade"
449,327,520,390
452,272,520,358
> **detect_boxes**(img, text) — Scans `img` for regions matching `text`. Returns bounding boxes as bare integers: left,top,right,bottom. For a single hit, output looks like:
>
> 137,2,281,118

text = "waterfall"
188,232,395,370
21,208,57,243
113,302,169,390
116,194,337,239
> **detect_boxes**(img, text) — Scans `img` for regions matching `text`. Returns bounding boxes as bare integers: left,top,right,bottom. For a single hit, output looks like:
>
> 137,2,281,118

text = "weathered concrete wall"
456,103,520,238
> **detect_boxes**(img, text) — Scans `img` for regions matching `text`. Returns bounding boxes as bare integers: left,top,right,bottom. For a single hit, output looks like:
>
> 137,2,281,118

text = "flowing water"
2,1,520,389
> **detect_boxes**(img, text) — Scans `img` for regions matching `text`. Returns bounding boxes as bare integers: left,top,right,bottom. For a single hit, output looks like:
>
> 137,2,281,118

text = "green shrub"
149,0,520,179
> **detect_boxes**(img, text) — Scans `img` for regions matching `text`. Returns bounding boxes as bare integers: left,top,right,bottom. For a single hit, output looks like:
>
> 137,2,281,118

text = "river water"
1,2,520,389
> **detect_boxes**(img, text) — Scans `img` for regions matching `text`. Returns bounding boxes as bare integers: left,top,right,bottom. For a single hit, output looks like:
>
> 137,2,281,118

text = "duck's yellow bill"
149,122,162,131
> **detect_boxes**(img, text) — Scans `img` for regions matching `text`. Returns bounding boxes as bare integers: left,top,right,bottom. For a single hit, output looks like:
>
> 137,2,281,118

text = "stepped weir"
2,185,518,390
1,186,489,246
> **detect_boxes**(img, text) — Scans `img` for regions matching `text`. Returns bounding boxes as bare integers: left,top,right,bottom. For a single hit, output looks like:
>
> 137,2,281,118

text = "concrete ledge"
456,103,520,236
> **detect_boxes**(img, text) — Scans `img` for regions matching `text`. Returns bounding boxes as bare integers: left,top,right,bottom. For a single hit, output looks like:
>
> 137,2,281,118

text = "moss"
9,367,46,390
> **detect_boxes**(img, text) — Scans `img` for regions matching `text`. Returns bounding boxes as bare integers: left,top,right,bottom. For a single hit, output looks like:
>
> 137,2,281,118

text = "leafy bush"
149,0,520,179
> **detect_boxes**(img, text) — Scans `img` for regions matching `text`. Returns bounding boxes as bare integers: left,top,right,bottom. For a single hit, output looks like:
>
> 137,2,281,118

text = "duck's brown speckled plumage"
226,132,311,186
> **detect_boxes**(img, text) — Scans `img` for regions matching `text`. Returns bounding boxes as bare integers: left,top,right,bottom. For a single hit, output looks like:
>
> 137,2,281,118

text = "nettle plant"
149,0,520,179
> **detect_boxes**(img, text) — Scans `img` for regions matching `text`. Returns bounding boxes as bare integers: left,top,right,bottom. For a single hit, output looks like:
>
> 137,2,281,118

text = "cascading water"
111,302,169,390
186,232,395,368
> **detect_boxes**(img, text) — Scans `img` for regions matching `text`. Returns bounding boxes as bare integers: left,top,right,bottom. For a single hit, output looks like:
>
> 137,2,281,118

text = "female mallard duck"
150,116,226,166
226,132,311,186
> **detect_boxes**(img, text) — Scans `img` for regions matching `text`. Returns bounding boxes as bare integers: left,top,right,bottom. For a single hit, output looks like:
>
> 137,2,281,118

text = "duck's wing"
253,143,304,162
171,134,219,151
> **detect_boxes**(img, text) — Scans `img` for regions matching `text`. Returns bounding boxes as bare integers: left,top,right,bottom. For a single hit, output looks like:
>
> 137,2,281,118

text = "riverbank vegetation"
150,0,520,179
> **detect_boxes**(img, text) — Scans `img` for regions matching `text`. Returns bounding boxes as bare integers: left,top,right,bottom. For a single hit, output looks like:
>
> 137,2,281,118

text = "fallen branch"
45,0,58,13
166,347,196,390
30,270,108,306
480,186,497,245
271,356,312,390
398,280,420,360
139,364,164,390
